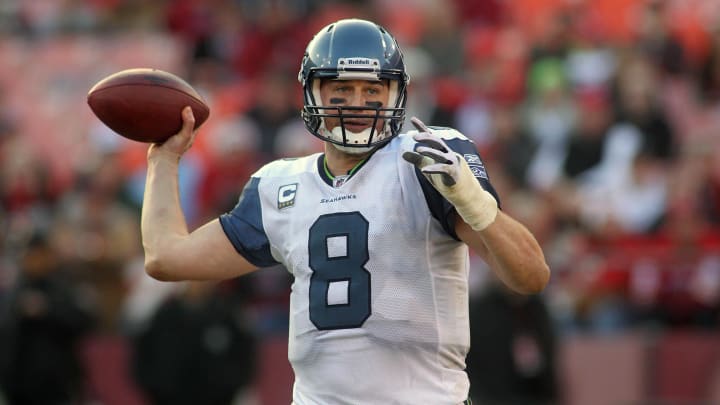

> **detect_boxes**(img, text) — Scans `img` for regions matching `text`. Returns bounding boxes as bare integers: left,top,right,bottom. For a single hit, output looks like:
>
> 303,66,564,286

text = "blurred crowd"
2,0,720,403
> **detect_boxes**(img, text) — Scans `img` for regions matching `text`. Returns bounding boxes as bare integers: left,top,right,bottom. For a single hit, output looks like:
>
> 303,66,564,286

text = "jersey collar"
316,154,371,188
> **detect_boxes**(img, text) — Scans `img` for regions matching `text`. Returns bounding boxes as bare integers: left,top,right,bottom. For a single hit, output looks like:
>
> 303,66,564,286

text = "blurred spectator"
197,115,263,219
453,76,494,150
699,148,720,225
523,58,577,191
561,89,612,180
573,125,668,236
417,1,464,77
621,222,720,330
165,0,218,53
50,152,141,332
699,24,720,104
401,45,437,132
131,280,258,405
611,53,676,162
528,11,573,63
120,257,183,337
0,119,58,223
0,119,59,300
232,265,293,337
452,0,506,27
0,231,97,405
635,0,687,76
0,2,27,35
125,149,206,227
637,179,720,327
244,69,301,158
454,26,522,151
564,20,616,92
230,0,310,80
9,0,103,38
273,119,324,158
565,59,671,236
467,281,558,405
486,104,537,189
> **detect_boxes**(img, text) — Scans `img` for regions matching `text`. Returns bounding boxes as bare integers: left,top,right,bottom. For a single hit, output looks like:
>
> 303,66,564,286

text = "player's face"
319,79,390,133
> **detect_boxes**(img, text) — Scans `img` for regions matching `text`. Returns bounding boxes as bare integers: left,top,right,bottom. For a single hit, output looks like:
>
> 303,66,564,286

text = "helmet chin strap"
329,126,375,154
317,122,378,154
330,142,375,155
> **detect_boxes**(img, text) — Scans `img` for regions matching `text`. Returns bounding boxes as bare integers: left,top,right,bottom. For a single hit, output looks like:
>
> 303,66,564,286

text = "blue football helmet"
298,19,410,152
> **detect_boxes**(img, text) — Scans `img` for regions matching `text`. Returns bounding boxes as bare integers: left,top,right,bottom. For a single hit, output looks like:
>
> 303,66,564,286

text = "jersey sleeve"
414,127,501,240
219,177,280,268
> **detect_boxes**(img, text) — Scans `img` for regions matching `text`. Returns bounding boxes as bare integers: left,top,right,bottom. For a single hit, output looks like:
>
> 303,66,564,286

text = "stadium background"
2,0,720,404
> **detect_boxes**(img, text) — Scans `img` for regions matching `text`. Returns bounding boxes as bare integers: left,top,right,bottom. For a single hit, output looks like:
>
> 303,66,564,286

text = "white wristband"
427,156,498,231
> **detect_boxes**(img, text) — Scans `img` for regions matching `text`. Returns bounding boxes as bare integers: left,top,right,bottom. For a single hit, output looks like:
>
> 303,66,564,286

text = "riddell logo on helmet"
338,58,380,68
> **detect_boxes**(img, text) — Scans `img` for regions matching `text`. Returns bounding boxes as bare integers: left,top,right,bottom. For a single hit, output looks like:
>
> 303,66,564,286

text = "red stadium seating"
559,333,647,405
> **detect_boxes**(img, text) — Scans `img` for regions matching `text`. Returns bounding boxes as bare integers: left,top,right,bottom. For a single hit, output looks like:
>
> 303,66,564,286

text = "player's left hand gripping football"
402,117,498,231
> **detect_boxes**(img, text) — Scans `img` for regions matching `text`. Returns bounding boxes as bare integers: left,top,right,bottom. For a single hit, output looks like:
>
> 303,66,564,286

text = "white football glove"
402,117,498,231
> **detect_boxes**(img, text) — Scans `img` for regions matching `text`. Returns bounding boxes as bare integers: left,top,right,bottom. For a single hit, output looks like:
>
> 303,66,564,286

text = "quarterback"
141,18,550,405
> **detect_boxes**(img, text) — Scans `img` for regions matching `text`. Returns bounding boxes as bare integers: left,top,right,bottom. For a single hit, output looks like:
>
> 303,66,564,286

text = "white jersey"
220,130,498,405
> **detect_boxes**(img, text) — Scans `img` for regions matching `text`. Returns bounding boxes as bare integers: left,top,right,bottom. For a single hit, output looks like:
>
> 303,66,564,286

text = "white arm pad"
426,154,498,231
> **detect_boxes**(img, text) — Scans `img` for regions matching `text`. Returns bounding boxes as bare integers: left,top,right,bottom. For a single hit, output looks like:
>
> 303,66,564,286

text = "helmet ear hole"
311,79,323,116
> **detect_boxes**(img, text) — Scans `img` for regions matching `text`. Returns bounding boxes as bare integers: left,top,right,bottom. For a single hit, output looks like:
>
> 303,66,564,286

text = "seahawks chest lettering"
276,182,361,211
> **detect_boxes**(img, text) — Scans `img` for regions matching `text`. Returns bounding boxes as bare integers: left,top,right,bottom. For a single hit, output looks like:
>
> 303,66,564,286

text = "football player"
141,18,550,405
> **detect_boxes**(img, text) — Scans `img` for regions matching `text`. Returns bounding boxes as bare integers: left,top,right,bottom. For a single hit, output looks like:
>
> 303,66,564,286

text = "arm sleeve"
219,177,280,267
415,131,501,240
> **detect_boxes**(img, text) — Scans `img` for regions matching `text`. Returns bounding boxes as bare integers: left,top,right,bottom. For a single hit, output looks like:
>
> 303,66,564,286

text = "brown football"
87,68,210,143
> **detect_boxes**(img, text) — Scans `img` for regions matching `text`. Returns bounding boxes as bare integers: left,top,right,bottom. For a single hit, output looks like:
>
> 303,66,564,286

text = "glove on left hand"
402,117,498,231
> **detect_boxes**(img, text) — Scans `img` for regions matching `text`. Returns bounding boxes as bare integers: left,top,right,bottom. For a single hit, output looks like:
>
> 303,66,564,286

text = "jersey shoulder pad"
253,154,319,178
425,126,471,142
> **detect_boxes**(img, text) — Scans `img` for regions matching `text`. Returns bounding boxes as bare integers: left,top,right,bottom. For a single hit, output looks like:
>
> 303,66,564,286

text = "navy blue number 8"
308,212,371,330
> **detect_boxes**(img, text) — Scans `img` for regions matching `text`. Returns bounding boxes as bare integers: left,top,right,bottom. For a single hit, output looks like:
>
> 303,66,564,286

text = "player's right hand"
147,106,198,162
